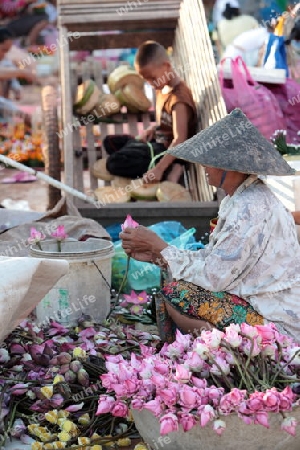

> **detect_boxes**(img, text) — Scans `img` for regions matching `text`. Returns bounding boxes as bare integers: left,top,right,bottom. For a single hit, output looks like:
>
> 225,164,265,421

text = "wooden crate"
57,0,227,212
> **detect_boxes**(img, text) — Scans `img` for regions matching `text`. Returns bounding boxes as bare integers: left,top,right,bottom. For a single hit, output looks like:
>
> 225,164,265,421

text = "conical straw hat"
167,109,294,176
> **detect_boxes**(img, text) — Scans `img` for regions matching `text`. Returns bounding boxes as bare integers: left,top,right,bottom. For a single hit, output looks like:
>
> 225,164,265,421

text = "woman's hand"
143,165,164,184
120,226,168,264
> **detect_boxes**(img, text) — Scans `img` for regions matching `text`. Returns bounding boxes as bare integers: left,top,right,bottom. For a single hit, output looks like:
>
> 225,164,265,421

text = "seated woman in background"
120,109,300,343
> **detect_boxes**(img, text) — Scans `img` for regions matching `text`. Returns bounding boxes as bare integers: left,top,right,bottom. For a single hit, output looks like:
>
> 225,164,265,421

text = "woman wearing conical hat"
120,109,300,343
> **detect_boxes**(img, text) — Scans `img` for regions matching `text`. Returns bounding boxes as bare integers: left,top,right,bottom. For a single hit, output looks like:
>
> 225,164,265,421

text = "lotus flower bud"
53,375,65,385
59,364,70,375
10,343,26,355
44,444,55,450
91,433,101,442
0,348,10,363
41,386,54,399
22,353,32,362
73,347,87,359
69,360,82,373
103,436,115,449
58,431,72,442
78,413,90,426
116,423,128,434
78,368,89,387
117,438,132,447
50,394,64,408
45,410,59,424
57,353,72,365
39,432,55,443
50,357,58,365
64,370,77,383
11,383,28,396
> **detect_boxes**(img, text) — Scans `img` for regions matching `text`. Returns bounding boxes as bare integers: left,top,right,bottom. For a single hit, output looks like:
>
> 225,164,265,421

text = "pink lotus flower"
174,364,191,384
198,405,215,427
255,323,277,344
111,400,129,417
131,398,145,410
101,372,119,390
179,412,196,432
51,225,68,241
213,419,226,435
281,416,297,436
219,389,246,415
201,328,224,349
185,352,204,372
123,290,148,305
262,388,280,412
143,398,163,417
279,386,295,410
157,385,178,407
254,412,269,428
160,412,179,435
96,395,116,414
28,227,46,245
50,394,64,408
178,385,198,410
224,324,242,348
121,214,139,231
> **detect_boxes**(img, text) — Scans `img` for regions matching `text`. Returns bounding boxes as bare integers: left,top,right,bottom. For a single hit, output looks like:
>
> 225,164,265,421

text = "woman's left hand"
120,226,168,263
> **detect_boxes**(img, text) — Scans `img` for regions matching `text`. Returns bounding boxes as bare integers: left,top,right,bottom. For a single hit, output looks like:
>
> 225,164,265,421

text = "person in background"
0,27,35,120
1,0,49,46
100,41,198,184
216,1,259,56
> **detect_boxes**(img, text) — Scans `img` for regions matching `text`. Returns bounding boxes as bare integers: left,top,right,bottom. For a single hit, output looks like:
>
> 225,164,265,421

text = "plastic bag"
111,222,198,293
229,56,286,140
263,78,300,144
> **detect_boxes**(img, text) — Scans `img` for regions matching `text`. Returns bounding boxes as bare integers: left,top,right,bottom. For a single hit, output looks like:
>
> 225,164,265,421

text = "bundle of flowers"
0,318,160,449
97,323,300,436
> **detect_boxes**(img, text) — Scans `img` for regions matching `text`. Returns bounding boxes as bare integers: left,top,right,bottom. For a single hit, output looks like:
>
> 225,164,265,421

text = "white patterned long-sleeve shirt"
161,175,300,342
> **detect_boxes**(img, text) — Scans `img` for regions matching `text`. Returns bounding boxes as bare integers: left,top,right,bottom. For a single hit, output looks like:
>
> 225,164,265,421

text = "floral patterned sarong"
156,280,264,343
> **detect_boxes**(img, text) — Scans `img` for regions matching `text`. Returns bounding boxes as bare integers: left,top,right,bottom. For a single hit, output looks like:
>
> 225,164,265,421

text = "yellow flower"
103,436,114,448
78,437,91,450
62,420,79,437
58,431,72,442
91,433,101,442
31,441,44,450
52,443,66,449
39,432,54,443
72,347,86,359
78,413,90,426
90,446,102,450
28,425,49,438
45,410,59,424
53,375,65,384
44,444,55,450
57,410,70,419
41,386,54,399
117,438,132,447
134,444,149,450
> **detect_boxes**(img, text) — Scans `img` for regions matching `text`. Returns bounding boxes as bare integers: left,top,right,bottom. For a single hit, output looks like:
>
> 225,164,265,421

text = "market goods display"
0,121,44,167
94,186,130,204
74,80,100,115
115,84,151,113
130,183,160,201
156,181,193,202
93,93,121,118
108,66,144,94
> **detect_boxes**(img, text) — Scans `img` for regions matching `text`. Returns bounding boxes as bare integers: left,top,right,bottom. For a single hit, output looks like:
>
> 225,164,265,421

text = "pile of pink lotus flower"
97,323,300,436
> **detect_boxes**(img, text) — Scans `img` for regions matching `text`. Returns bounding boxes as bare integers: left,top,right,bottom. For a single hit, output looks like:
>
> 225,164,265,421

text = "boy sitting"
99,40,197,184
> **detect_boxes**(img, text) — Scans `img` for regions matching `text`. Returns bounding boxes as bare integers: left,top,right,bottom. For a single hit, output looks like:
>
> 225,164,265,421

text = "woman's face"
204,166,224,188
0,39,13,61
